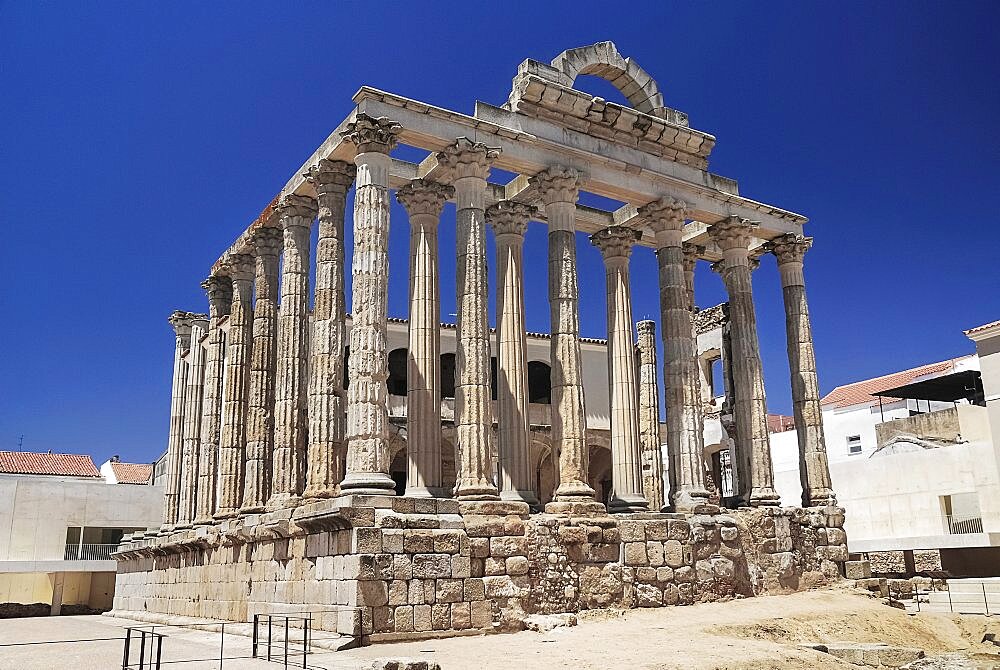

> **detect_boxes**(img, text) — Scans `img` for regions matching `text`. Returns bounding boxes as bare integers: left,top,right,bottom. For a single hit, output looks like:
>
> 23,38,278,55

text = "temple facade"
113,42,847,644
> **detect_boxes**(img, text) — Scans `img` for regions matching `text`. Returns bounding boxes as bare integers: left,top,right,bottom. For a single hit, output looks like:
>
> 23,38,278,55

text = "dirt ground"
0,587,998,669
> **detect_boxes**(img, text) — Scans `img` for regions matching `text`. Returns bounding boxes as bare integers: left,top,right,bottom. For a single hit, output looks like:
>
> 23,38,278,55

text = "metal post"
139,630,146,670
219,622,225,670
303,617,309,669
947,585,953,612
284,617,290,670
252,614,258,658
155,634,163,670
985,583,990,616
123,628,132,670
267,615,272,662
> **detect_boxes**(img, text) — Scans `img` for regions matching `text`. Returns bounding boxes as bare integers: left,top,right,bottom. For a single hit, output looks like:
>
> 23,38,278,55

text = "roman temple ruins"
113,42,847,644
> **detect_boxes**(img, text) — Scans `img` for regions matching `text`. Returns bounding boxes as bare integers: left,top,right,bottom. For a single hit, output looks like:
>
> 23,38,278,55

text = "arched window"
440,353,456,399
387,348,408,396
528,361,552,404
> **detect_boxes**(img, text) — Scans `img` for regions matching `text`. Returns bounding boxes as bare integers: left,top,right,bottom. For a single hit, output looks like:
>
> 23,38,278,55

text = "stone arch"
550,42,664,116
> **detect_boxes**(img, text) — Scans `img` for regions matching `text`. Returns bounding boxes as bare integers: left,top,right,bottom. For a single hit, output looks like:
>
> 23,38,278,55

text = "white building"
0,452,163,614
770,321,1000,575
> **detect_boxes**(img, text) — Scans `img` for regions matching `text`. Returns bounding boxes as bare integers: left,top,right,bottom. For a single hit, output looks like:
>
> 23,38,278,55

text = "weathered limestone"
269,194,318,509
641,199,710,513
531,167,598,508
438,138,500,501
161,311,194,530
195,275,231,525
177,312,204,527
591,226,648,513
215,255,255,518
709,217,779,507
340,114,401,496
636,320,664,511
769,234,836,508
396,179,454,498
682,244,715,499
241,226,282,513
304,159,356,499
488,200,538,507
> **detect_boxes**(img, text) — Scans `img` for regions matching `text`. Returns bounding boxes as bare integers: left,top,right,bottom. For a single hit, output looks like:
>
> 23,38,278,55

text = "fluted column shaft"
488,201,538,506
215,256,254,517
162,312,193,529
709,217,779,507
683,243,717,500
636,320,664,511
195,276,231,524
397,179,452,497
770,234,836,507
241,227,282,512
304,160,356,499
439,138,500,500
532,167,596,505
340,115,401,496
178,317,207,527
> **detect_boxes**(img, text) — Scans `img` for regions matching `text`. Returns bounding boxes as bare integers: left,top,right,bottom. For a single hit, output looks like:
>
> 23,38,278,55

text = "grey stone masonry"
438,138,501,501
241,226,282,513
709,217,779,507
162,311,194,530
591,226,648,513
768,234,836,508
269,194,319,509
396,179,454,498
304,159,356,499
215,255,255,518
340,115,401,496
636,320,664,512
682,244,715,500
177,314,206,529
195,275,232,525
642,199,710,513
488,200,539,507
531,167,598,507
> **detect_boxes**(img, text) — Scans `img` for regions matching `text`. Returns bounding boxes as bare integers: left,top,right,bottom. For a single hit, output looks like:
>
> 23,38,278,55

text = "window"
64,526,144,560
387,348,408,396
847,435,862,455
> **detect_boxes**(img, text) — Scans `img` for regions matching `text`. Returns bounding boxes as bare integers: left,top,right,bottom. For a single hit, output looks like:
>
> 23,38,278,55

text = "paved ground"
1,589,998,669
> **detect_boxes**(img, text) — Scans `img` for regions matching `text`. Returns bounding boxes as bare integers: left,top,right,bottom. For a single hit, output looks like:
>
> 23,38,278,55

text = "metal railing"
252,613,312,669
946,515,984,535
122,627,165,669
64,543,119,560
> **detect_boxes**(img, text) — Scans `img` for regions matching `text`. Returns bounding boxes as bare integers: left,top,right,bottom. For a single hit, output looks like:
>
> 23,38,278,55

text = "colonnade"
160,114,835,529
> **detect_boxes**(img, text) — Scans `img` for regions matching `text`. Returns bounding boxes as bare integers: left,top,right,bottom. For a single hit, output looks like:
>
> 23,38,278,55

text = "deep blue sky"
2,2,998,465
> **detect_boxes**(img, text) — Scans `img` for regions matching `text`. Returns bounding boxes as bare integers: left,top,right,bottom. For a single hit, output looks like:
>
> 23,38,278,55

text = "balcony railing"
63,543,119,560
946,515,984,535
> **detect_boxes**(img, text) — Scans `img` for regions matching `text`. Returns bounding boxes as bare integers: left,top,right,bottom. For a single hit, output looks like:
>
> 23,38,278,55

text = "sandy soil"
0,587,998,669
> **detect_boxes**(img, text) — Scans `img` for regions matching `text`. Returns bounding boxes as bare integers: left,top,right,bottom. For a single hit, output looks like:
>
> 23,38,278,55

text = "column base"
459,500,531,517
672,489,715,515
403,485,436,499
454,479,499,501
500,489,540,509
266,493,302,511
544,500,608,516
213,509,240,521
302,486,339,500
338,471,397,497
608,494,650,515
192,516,215,527
553,480,596,500
749,487,782,507
803,489,837,508
238,505,266,516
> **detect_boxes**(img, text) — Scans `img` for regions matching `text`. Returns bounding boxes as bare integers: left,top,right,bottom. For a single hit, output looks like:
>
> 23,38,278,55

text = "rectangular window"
847,435,862,455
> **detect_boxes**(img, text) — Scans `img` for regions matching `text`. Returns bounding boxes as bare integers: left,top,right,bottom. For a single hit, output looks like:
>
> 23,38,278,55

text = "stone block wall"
113,499,847,645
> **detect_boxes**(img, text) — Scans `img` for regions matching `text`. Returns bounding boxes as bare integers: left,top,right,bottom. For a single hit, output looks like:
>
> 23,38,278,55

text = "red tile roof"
110,462,153,485
0,451,101,478
820,358,964,409
767,413,796,433
964,319,1000,336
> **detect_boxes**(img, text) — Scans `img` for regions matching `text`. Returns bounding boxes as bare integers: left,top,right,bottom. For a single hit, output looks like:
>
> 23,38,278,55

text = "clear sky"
2,2,998,465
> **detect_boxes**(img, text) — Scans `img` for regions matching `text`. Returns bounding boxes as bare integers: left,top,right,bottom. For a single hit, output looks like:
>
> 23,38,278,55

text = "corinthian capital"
304,159,356,195
708,216,758,252
201,275,233,318
275,194,317,229
486,200,536,239
222,254,255,282
251,225,283,257
682,244,704,273
590,226,641,261
768,233,812,265
341,114,401,154
168,310,196,339
396,179,454,217
638,196,689,233
530,166,580,205
436,137,500,182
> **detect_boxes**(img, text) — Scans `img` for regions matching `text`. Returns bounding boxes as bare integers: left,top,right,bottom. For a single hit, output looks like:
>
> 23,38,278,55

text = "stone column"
640,199,711,512
340,114,401,496
683,243,717,500
591,227,648,513
178,315,208,527
769,233,836,507
488,200,538,506
195,275,231,525
531,166,598,508
438,138,500,501
215,254,254,518
636,320,665,511
241,226,282,513
708,217,779,507
304,159,356,499
161,311,193,530
397,179,453,498
269,194,318,509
